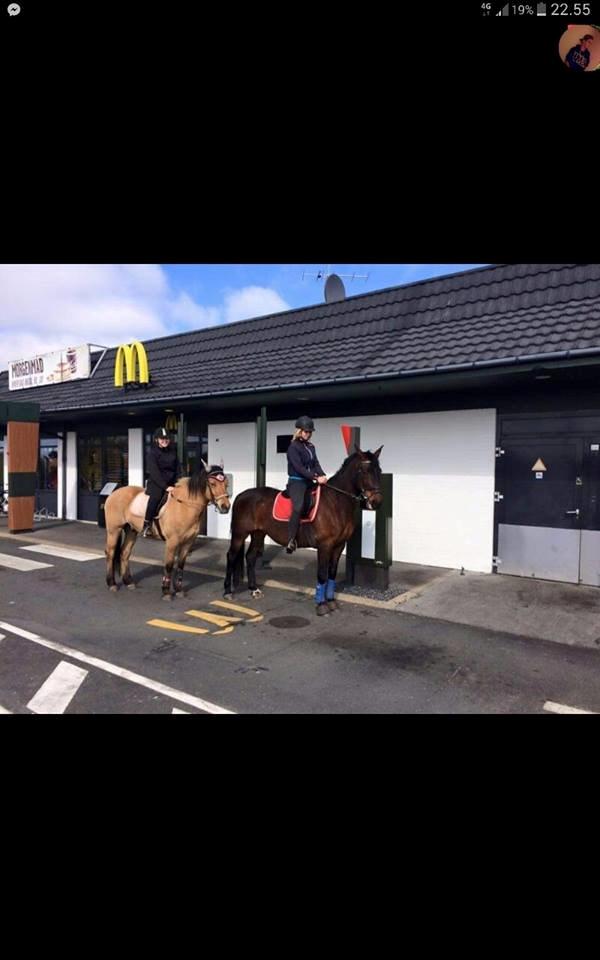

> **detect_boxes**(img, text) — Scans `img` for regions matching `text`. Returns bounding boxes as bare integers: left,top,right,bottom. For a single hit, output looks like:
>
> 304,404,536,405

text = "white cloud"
224,286,290,323
0,266,290,371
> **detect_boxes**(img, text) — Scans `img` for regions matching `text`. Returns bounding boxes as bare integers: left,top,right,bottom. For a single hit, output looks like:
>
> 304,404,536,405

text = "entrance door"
497,435,600,584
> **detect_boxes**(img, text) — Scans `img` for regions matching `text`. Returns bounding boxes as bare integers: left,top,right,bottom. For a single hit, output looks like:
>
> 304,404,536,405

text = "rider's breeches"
145,481,164,525
287,479,310,542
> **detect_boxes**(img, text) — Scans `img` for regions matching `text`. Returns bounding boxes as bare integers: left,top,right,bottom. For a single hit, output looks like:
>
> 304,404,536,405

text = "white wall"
128,428,144,487
206,410,497,573
206,422,256,539
265,410,497,573
66,431,78,520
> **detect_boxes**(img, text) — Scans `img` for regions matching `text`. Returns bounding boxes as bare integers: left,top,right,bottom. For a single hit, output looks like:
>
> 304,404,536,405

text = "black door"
496,438,583,582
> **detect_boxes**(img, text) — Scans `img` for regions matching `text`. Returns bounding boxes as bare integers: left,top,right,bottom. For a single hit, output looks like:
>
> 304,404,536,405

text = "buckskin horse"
224,446,384,616
105,461,230,599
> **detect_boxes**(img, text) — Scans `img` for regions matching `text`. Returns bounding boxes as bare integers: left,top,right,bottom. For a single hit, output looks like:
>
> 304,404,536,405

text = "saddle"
272,485,321,523
129,490,170,521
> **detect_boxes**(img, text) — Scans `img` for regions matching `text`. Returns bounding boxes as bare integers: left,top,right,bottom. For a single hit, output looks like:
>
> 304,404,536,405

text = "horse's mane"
185,464,224,500
186,466,208,500
329,450,382,486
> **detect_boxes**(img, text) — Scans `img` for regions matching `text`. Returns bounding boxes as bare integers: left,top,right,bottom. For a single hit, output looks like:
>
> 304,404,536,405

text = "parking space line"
172,708,190,714
0,621,235,714
0,552,53,572
21,544,101,562
0,705,12,714
543,700,597,715
146,619,210,635
27,661,89,714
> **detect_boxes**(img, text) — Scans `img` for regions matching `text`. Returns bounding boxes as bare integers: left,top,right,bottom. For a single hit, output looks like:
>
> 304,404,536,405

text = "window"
39,446,58,490
277,435,293,454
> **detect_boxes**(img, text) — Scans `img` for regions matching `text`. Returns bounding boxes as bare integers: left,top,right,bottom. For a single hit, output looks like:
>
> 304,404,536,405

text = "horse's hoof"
316,603,329,616
127,583,137,591
251,589,264,599
327,600,338,611
223,593,233,601
109,585,118,593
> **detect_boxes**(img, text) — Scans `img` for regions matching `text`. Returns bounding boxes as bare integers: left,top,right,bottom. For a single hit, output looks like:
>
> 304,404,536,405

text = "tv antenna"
302,265,370,304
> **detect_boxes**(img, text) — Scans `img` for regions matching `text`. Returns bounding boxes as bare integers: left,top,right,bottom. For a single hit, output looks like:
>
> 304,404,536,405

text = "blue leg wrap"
315,582,326,604
326,579,336,601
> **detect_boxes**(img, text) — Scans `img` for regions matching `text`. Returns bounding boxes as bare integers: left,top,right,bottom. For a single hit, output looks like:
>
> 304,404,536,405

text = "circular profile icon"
559,25,600,72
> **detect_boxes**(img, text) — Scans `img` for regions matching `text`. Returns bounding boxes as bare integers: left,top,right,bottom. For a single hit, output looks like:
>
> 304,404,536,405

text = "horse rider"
142,427,182,537
285,415,327,553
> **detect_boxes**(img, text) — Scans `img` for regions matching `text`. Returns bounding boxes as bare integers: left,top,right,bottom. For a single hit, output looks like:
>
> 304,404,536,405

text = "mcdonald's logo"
165,414,178,433
114,341,150,387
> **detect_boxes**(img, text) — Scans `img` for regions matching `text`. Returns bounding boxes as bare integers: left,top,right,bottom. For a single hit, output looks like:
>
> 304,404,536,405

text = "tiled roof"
2,263,600,413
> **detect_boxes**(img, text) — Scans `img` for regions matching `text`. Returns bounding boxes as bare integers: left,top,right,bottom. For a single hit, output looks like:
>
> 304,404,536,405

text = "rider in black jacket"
285,415,327,553
142,427,182,537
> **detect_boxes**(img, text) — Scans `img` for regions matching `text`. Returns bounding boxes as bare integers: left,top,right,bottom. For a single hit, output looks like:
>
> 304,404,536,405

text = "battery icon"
537,2,546,13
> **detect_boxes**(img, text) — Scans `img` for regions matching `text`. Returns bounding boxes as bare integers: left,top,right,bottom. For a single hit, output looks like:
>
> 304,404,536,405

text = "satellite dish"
325,273,346,303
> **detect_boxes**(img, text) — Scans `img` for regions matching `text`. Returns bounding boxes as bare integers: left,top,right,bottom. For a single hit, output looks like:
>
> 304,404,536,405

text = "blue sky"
0,264,489,371
163,264,489,313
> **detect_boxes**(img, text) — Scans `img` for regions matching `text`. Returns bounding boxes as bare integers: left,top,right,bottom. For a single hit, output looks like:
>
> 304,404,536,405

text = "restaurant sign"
9,344,91,391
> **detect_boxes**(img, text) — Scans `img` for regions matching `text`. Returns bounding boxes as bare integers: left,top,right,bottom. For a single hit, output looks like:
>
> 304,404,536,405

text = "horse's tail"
113,526,125,572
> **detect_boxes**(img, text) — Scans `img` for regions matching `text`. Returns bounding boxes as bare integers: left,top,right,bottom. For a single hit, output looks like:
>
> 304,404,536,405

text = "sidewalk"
2,517,600,651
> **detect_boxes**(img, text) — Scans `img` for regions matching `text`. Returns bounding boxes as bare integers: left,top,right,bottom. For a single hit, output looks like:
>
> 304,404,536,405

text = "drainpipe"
256,406,267,488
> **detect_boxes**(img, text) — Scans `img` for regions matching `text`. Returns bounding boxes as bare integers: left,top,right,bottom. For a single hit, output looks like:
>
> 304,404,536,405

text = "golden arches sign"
114,341,149,387
165,414,178,433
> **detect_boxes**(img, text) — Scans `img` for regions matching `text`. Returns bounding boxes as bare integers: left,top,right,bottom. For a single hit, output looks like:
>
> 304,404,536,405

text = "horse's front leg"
162,537,178,600
326,542,345,611
315,545,331,617
173,534,196,597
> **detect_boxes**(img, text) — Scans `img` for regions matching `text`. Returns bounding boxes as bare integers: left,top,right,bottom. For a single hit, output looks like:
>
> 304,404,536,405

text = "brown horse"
224,446,383,616
105,463,231,599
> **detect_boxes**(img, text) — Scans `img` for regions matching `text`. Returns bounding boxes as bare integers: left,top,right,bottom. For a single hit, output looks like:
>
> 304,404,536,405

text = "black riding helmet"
153,427,171,442
295,416,315,432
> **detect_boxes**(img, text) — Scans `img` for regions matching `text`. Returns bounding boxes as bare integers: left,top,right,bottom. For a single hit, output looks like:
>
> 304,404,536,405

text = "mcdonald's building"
3,262,600,587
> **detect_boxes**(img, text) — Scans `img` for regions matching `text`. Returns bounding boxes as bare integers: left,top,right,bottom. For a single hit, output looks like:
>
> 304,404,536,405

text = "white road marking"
27,661,89,714
172,708,190,714
543,700,597,715
0,634,5,642
0,704,13,714
0,621,235,715
21,544,101,562
0,552,53,572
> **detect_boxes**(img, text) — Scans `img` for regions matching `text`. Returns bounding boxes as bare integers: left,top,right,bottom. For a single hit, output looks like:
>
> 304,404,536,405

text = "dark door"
496,438,583,582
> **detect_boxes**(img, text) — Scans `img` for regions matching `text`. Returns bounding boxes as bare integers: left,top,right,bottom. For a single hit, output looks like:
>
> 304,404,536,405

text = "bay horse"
104,462,230,599
224,446,384,616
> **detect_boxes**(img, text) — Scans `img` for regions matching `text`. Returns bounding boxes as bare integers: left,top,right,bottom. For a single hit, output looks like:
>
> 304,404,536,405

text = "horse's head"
202,460,231,514
352,445,384,510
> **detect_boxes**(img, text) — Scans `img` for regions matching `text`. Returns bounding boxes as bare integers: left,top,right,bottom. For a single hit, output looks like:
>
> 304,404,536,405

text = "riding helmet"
295,416,315,432
153,427,171,441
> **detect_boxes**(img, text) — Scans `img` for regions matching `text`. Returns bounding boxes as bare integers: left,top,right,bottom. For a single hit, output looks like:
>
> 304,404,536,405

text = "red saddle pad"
272,486,321,523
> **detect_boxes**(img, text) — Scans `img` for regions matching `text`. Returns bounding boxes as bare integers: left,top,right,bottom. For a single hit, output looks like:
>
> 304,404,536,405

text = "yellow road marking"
185,609,242,627
147,619,209,635
210,600,263,621
213,626,235,635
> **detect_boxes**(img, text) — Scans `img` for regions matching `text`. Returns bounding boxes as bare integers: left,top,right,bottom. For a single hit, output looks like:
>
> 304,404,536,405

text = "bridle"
325,460,381,506
170,473,229,511
205,472,230,509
